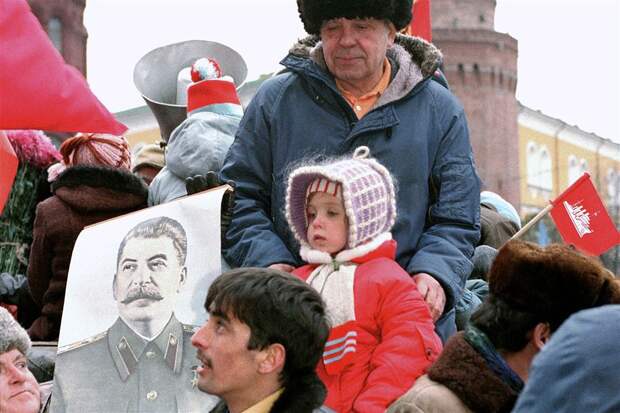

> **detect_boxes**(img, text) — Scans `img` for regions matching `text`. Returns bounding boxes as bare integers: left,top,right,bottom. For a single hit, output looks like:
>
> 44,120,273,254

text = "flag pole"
511,203,553,240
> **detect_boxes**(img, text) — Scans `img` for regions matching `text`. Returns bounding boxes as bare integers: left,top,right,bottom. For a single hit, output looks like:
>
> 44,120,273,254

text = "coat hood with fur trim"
285,33,443,106
52,165,148,213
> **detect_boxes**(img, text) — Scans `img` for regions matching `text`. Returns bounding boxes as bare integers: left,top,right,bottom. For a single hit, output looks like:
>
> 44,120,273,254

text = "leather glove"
186,171,236,240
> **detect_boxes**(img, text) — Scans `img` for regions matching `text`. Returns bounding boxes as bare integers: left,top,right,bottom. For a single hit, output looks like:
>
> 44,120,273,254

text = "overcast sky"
84,0,619,142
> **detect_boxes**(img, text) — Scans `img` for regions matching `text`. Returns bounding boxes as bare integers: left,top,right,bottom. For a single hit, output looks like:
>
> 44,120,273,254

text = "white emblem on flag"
563,201,593,238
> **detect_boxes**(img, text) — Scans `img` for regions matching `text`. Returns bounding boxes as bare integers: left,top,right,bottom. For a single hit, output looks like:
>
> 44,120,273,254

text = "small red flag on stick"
549,173,620,256
0,131,19,214
410,0,432,42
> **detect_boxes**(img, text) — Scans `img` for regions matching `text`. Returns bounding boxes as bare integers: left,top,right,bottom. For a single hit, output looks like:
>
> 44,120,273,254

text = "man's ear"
178,267,187,289
257,343,286,375
387,21,397,44
532,322,551,351
112,274,118,301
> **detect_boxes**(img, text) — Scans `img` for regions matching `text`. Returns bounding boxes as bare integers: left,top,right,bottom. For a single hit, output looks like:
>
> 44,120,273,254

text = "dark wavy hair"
206,267,330,408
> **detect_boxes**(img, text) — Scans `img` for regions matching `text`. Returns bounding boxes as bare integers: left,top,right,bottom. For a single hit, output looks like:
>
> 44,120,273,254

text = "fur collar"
52,165,148,197
427,332,518,413
209,374,327,413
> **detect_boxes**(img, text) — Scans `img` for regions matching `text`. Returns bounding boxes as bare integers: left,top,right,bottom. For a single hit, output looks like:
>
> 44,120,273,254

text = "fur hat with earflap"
0,306,31,355
286,146,397,263
297,0,413,35
489,240,620,331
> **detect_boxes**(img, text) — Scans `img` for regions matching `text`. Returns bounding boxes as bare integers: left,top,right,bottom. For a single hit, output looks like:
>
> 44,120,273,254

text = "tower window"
48,17,63,53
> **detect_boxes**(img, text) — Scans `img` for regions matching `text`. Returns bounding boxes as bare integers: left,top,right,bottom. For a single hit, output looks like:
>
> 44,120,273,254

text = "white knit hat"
0,306,31,355
286,146,396,250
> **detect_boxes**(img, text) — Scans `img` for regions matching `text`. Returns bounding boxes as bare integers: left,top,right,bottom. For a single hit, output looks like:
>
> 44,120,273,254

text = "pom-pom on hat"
286,146,396,250
297,0,413,35
488,240,620,331
186,57,241,115
0,306,31,355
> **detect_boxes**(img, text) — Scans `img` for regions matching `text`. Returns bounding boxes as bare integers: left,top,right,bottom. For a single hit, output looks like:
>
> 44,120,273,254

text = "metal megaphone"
133,40,247,141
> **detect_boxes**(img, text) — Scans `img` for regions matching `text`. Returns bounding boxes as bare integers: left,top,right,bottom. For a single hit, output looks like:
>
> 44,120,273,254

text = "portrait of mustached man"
51,216,217,413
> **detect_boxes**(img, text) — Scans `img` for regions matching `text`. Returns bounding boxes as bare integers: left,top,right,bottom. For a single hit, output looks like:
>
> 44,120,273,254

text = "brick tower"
431,0,520,207
28,0,87,75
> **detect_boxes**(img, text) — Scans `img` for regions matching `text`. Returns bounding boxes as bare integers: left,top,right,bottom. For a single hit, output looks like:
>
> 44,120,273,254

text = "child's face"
306,192,348,254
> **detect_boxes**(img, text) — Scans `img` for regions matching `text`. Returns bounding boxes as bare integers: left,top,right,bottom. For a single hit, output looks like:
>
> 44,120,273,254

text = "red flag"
549,173,620,256
0,131,19,214
0,0,127,135
410,0,432,42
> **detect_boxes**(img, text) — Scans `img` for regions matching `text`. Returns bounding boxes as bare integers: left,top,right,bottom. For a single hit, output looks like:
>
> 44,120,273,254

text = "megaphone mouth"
133,40,248,141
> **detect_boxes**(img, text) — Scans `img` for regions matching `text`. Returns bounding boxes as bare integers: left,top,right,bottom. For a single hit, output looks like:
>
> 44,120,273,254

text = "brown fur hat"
488,240,620,330
297,0,413,35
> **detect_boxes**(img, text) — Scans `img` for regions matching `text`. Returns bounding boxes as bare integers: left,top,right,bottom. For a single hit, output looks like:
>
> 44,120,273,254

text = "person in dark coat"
220,0,481,343
27,133,148,341
388,240,620,413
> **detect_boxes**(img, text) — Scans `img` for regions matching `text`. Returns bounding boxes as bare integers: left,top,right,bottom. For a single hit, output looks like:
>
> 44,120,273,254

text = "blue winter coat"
512,305,620,413
220,35,481,335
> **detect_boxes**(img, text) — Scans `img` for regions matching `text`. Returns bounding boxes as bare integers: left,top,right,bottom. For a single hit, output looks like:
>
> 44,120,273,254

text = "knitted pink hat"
47,133,131,181
286,146,396,250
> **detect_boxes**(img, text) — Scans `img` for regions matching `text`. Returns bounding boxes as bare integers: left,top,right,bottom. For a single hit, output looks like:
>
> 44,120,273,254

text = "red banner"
0,131,19,215
549,173,620,256
0,0,127,135
410,0,432,42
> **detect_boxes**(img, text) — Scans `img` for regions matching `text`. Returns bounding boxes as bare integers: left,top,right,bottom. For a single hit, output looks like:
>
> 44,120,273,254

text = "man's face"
0,349,41,413
320,18,396,91
191,311,265,400
113,236,186,324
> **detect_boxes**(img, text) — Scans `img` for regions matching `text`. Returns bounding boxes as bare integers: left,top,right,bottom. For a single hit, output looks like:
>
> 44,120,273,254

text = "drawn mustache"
120,284,163,304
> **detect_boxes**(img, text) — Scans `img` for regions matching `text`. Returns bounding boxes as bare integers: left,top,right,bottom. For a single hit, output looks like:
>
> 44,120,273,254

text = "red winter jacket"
293,238,442,413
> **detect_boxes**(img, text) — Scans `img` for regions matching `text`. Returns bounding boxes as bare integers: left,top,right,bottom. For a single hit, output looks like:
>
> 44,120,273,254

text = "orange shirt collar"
335,58,391,118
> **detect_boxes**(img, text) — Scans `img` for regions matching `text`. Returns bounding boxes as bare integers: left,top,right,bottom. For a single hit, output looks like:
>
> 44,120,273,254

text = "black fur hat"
297,0,413,35
488,240,620,331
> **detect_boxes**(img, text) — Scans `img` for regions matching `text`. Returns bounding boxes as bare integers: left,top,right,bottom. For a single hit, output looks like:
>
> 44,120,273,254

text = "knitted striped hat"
286,146,396,249
48,133,132,181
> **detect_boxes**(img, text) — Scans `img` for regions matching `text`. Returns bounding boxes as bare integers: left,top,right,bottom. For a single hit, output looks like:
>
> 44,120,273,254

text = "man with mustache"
51,216,217,412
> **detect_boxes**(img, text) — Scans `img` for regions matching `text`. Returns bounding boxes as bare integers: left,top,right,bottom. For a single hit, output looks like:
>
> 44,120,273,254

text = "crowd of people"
1,0,619,412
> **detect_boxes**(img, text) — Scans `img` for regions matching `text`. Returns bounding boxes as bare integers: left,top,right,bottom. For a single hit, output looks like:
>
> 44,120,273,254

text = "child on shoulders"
285,146,443,413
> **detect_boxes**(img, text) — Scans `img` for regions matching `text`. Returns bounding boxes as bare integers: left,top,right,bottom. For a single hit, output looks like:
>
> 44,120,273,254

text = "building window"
527,142,553,195
526,142,538,187
48,17,63,53
539,147,553,191
607,169,619,206
568,155,580,184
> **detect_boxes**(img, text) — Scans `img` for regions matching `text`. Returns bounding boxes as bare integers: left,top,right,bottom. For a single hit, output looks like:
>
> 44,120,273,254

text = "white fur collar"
300,232,392,264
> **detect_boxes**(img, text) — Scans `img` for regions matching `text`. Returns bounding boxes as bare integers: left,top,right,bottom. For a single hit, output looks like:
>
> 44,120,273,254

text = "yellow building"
518,104,620,217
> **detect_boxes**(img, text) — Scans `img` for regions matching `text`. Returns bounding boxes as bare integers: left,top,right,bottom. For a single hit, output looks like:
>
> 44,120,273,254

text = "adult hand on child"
412,272,446,322
268,263,295,273
185,171,236,239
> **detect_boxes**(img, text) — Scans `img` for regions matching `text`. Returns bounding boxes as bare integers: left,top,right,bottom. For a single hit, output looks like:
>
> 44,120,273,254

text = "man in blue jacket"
220,0,481,340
